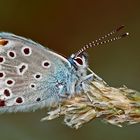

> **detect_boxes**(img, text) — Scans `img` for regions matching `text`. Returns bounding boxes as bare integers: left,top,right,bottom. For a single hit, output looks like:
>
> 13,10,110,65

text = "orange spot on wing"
0,39,8,46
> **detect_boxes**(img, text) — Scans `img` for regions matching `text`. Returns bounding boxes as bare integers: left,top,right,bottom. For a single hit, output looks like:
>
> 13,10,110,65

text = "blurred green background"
0,0,140,140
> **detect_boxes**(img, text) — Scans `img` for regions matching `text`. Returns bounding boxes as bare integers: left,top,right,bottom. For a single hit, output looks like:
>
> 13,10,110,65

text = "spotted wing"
0,32,71,113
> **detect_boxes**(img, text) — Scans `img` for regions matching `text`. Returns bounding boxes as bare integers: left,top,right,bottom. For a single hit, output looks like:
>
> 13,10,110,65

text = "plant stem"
41,80,140,129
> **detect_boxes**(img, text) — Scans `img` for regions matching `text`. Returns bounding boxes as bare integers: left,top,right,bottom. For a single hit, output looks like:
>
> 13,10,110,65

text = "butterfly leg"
57,103,62,116
85,92,93,103
80,68,108,103
85,68,108,85
57,83,70,99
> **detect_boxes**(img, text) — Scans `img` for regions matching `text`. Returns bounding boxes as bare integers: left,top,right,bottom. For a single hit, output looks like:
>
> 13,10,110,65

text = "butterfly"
0,26,128,113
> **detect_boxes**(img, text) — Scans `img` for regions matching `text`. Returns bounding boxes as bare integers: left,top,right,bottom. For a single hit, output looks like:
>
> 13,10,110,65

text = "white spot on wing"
29,83,37,90
5,78,15,87
7,50,16,59
0,56,5,64
21,46,32,56
3,88,13,99
17,63,28,75
33,72,42,81
42,60,51,68
15,96,24,104
0,71,6,79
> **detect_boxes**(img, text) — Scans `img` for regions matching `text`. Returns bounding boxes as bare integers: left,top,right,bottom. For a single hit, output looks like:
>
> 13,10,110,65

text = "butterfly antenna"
76,25,129,56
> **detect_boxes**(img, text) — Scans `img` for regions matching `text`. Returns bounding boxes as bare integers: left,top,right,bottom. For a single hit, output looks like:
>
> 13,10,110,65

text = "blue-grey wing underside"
0,32,71,112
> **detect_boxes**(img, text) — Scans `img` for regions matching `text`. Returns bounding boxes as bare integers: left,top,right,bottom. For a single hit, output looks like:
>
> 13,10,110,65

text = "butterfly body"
0,33,91,112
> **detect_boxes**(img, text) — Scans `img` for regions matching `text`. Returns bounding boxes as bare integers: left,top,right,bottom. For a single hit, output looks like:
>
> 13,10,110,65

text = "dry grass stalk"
41,80,140,129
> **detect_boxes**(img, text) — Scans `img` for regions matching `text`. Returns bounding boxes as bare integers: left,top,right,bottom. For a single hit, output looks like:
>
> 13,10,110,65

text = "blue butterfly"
0,26,128,113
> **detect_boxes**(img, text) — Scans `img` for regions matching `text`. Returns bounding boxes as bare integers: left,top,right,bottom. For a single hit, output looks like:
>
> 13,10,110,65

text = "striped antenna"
76,25,129,56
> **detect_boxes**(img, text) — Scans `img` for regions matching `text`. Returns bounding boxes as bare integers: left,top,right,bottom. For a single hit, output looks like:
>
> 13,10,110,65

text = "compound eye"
74,57,83,66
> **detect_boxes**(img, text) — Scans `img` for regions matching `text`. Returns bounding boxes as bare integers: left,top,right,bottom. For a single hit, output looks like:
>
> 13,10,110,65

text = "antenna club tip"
121,32,129,38
116,25,125,31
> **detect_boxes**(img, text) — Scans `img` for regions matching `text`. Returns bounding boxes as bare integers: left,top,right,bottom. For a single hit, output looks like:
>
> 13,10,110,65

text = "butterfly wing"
0,32,71,113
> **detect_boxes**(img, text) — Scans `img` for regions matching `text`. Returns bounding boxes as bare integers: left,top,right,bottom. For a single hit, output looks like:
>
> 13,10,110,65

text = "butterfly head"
68,52,88,71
